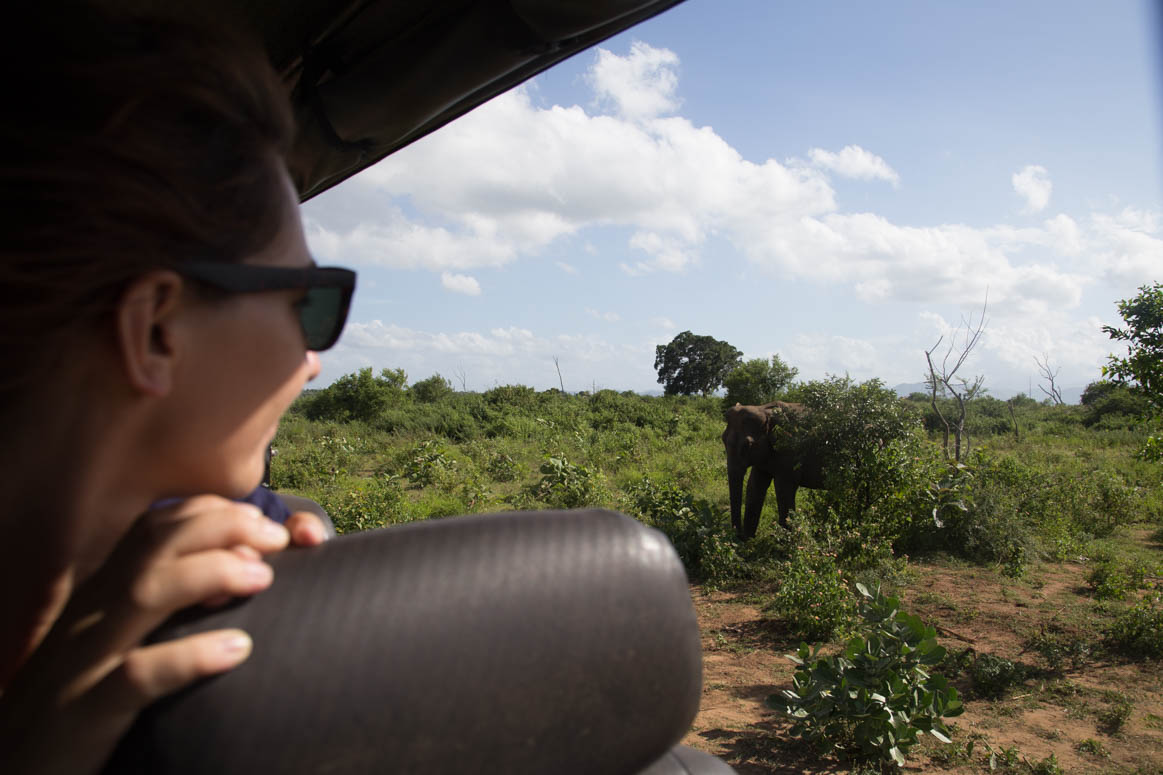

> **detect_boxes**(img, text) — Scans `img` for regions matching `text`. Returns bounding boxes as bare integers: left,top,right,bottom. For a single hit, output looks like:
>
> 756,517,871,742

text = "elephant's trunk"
727,456,746,538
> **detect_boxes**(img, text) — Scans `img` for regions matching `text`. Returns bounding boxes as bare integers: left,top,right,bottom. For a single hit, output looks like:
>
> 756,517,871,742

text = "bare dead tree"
1034,353,1064,405
1007,398,1020,441
552,355,565,393
452,364,467,392
925,297,989,462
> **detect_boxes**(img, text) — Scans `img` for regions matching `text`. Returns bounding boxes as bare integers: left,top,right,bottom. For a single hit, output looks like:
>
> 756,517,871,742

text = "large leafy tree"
654,331,742,396
1103,282,1163,459
722,355,799,407
1104,282,1163,412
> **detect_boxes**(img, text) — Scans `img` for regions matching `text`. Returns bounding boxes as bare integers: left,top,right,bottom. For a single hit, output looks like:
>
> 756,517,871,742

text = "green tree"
1081,380,1151,427
1104,282,1163,413
303,367,406,422
653,331,742,396
411,373,454,403
1104,283,1163,459
785,377,921,535
722,355,798,407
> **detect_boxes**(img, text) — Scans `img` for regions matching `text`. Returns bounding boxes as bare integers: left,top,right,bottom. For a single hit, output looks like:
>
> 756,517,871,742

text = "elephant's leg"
726,457,747,538
743,468,773,540
774,479,798,529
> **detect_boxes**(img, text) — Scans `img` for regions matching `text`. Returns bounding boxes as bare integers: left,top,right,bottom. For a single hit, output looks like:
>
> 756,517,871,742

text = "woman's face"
156,169,322,498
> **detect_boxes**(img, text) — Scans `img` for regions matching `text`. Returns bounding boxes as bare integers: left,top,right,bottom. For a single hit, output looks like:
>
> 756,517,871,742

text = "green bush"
768,547,854,643
410,373,454,403
771,583,963,768
1106,594,1163,658
403,439,457,488
301,367,406,423
624,476,742,587
1087,557,1148,601
969,653,1024,699
271,433,359,490
1098,691,1133,734
786,377,921,527
721,355,797,408
320,475,409,533
532,456,599,509
484,451,521,482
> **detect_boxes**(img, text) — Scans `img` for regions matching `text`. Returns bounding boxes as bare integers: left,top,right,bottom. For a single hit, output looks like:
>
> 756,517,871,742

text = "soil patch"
683,555,1163,774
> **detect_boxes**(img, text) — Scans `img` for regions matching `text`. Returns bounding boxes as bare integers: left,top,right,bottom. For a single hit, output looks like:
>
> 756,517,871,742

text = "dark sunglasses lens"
299,286,347,350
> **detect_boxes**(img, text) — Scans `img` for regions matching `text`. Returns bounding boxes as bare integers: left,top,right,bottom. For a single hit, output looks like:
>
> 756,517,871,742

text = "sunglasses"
177,261,356,351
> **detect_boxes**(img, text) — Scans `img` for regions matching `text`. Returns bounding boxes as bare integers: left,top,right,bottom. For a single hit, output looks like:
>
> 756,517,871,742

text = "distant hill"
892,383,1084,405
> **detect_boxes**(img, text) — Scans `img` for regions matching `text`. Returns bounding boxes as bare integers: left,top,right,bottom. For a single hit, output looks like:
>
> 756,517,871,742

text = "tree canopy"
654,331,742,396
722,355,798,407
1103,282,1163,414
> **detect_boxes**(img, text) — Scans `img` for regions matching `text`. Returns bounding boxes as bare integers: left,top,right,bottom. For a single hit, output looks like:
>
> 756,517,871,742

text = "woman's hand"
284,511,329,547
0,496,290,775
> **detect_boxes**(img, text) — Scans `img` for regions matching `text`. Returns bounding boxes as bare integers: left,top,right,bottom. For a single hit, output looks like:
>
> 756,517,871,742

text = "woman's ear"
115,271,185,397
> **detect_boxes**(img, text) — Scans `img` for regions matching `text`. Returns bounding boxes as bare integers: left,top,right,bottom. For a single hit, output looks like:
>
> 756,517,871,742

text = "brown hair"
0,6,294,399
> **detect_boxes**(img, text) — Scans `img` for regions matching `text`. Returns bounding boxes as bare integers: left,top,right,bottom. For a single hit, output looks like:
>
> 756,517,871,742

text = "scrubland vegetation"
273,368,1163,772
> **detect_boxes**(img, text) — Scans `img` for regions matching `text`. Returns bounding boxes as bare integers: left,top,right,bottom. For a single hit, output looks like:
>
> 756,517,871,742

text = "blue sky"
303,0,1163,397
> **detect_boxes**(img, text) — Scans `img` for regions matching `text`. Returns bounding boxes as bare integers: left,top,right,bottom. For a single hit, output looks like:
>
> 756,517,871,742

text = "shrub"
1098,691,1133,734
969,653,1024,699
1024,630,1096,673
301,367,406,422
768,548,854,643
1106,594,1163,658
785,377,921,528
403,439,458,488
410,373,454,403
484,452,521,482
1087,558,1148,601
271,433,359,490
532,456,598,509
624,476,742,587
771,583,963,768
320,475,408,533
721,355,797,408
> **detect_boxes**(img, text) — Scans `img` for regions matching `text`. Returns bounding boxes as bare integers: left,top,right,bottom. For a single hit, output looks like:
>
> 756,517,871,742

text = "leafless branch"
924,295,989,461
1034,353,1064,405
552,355,565,393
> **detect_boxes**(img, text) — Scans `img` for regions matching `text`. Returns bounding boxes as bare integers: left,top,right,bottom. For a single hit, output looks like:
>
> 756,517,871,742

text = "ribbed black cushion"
106,509,705,774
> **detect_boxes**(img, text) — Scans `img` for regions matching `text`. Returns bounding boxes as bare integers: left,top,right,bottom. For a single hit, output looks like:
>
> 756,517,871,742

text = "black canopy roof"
101,0,686,200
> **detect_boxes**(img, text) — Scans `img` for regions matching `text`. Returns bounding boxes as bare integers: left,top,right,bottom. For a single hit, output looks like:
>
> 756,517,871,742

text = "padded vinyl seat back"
107,509,732,774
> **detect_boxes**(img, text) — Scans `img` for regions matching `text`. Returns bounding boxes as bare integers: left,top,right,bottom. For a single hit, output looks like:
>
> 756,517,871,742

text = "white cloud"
304,41,1154,347
321,321,654,392
1089,209,1163,286
627,231,696,273
556,261,579,275
586,308,621,322
1012,165,1052,212
808,145,900,187
785,333,879,377
588,41,680,121
440,271,481,295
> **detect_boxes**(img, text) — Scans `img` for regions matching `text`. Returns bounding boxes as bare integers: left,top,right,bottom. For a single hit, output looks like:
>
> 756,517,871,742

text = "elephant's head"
722,402,774,462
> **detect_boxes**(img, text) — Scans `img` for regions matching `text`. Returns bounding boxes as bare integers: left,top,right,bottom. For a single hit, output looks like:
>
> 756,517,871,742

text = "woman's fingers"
130,550,273,615
285,511,327,547
147,497,289,557
103,628,254,710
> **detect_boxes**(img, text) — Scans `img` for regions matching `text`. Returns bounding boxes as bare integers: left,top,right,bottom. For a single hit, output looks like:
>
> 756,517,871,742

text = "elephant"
722,401,826,539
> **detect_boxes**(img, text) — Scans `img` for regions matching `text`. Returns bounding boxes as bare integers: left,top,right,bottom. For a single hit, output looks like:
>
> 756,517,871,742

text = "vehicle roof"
97,0,685,201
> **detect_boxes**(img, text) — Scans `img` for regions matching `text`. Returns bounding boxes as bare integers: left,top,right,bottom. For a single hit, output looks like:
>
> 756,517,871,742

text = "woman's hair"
0,6,294,399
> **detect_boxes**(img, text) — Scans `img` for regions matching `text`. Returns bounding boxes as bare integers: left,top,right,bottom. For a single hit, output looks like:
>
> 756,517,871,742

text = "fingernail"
262,519,289,540
220,630,252,657
244,562,273,585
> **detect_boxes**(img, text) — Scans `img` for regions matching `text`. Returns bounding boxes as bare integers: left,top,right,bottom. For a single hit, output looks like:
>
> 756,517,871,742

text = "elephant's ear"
763,407,776,434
